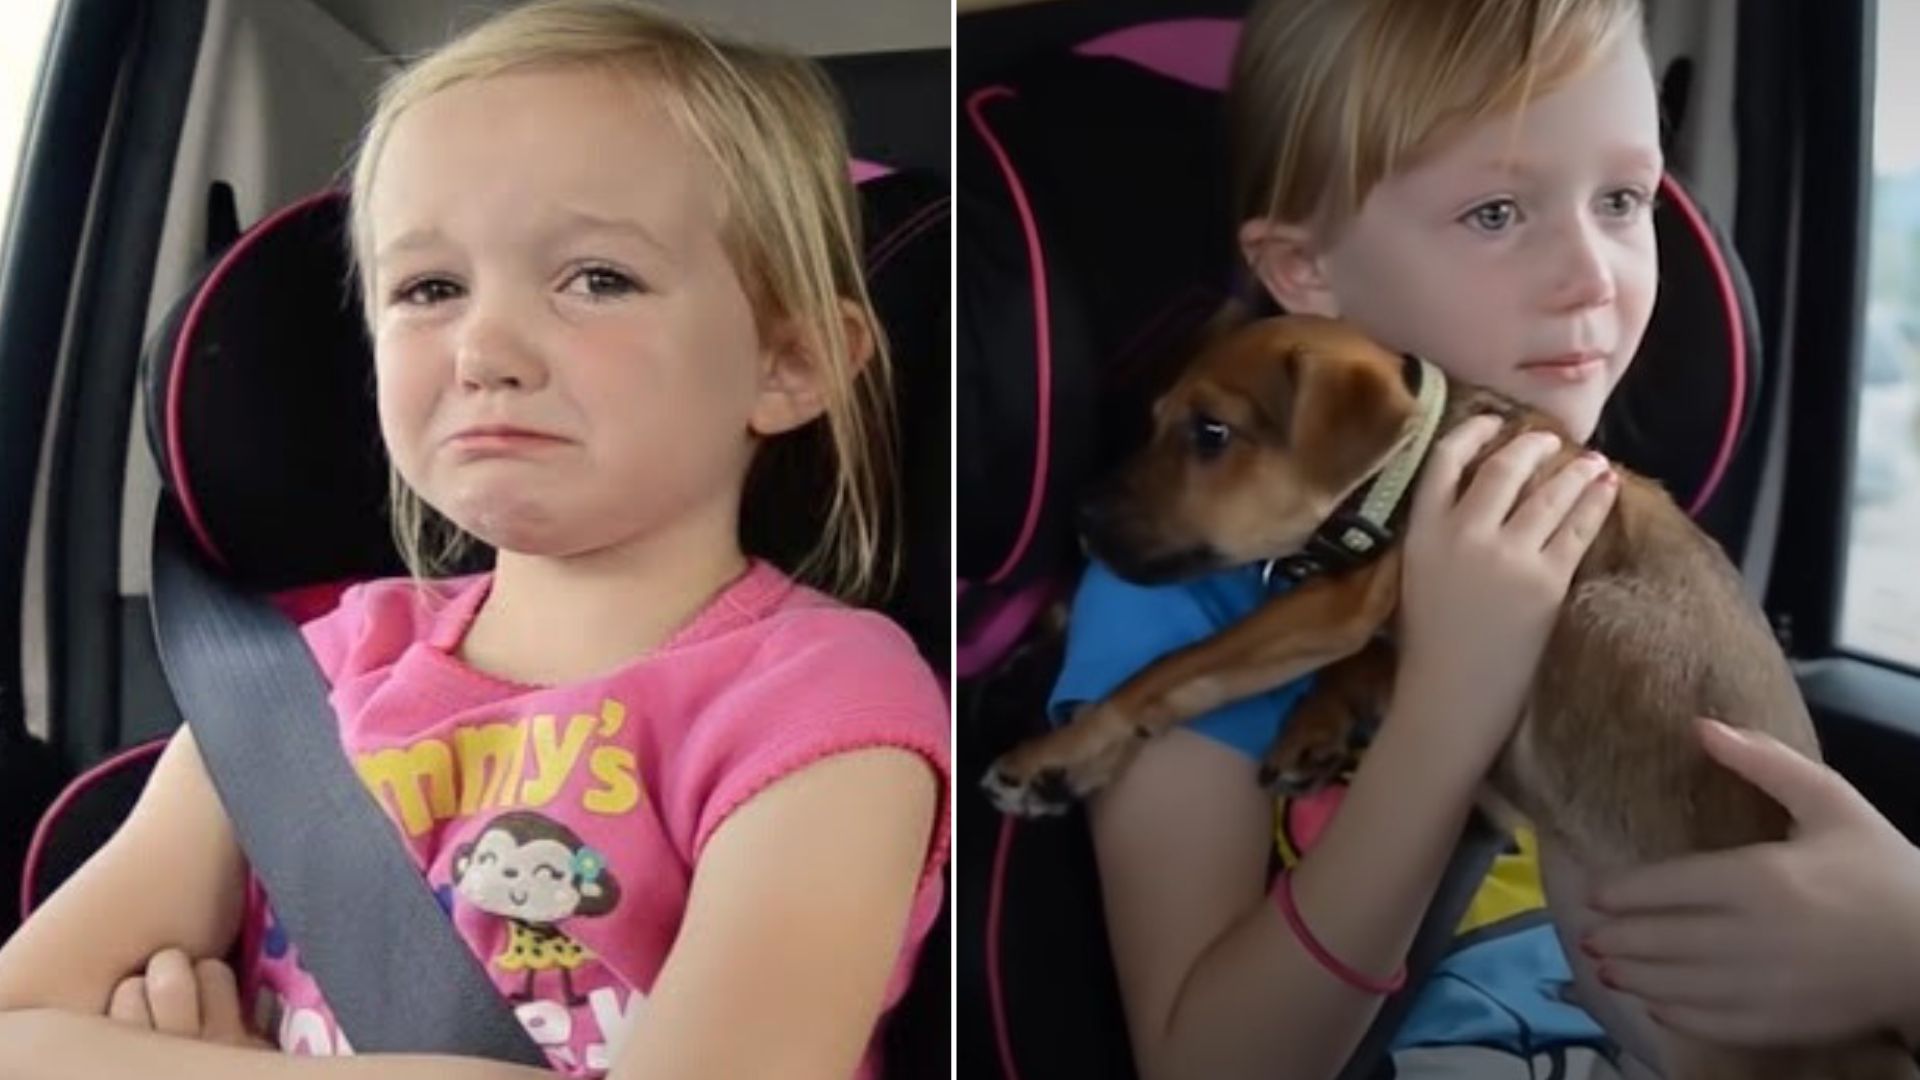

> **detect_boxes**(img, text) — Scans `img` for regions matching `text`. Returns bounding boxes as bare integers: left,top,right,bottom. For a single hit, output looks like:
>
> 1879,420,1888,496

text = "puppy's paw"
980,763,1077,818
1259,687,1363,796
981,707,1148,817
1258,739,1352,796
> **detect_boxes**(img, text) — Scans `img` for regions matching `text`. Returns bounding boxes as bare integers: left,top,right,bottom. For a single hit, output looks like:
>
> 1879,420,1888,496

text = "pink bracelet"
1271,870,1408,995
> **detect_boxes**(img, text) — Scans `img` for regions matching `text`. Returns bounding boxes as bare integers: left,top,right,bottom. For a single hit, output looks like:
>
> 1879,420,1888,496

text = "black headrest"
144,173,950,668
822,49,951,177
957,17,1760,589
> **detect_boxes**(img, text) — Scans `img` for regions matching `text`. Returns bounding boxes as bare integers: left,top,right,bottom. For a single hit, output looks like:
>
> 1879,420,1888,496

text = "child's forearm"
1148,710,1488,1080
0,1009,557,1080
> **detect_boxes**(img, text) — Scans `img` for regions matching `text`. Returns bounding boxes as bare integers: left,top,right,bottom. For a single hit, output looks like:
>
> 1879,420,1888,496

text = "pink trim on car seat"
165,189,346,567
868,197,950,275
268,579,357,625
1074,18,1240,90
988,814,1025,1080
957,577,1061,680
19,738,168,921
1662,173,1746,517
852,158,896,185
968,86,1055,585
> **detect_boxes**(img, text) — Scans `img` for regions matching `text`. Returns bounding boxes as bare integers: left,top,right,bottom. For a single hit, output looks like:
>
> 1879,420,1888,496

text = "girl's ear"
749,299,872,437
1239,218,1341,318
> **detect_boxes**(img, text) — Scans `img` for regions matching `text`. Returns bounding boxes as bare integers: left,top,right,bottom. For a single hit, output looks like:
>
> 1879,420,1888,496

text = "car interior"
6,0,1920,1077
952,0,1920,1075
0,0,949,1076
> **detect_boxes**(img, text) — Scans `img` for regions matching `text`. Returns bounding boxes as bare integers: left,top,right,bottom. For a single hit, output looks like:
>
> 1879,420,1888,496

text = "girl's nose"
454,307,546,392
1546,218,1617,313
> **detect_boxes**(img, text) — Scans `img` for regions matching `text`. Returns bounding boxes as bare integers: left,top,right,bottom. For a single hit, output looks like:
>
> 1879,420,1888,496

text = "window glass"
1841,0,1920,670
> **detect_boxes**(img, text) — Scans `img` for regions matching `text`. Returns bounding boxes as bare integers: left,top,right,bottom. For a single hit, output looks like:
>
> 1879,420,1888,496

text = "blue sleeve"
1046,561,1315,762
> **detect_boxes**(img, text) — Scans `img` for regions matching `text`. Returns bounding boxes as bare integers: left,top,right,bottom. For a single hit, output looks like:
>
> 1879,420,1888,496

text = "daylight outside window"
1842,0,1920,671
0,1,61,243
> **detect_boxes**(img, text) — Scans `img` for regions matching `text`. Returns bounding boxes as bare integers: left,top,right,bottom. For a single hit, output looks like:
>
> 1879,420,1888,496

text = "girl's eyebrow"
372,212,674,268
1605,145,1666,174
1459,143,1665,182
375,226,450,267
550,208,673,259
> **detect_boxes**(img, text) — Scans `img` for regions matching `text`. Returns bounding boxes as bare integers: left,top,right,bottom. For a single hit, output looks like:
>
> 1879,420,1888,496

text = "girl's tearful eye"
1597,186,1655,222
562,265,644,301
393,277,464,307
1461,198,1521,234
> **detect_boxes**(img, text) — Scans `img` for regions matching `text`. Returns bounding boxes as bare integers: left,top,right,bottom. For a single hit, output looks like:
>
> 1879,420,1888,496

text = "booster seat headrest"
144,171,951,665
957,17,1759,593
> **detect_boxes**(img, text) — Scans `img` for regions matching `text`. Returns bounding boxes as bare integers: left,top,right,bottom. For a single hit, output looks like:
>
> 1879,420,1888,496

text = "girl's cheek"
373,344,443,437
377,322,450,378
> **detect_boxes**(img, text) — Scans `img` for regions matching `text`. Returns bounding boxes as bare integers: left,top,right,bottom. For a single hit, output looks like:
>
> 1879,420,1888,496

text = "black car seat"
19,104,951,1080
953,16,1761,1080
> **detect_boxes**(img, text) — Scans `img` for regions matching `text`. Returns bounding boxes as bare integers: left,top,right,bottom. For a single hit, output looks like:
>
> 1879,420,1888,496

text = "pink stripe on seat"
20,739,168,920
1073,18,1241,91
852,158,896,185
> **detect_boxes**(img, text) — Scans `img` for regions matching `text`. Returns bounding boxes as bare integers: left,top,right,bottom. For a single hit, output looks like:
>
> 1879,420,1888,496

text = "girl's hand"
106,949,273,1050
1588,719,1920,1046
1396,416,1619,761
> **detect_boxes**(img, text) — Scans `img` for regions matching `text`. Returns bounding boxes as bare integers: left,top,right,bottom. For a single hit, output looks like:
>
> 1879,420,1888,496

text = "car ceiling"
308,0,949,58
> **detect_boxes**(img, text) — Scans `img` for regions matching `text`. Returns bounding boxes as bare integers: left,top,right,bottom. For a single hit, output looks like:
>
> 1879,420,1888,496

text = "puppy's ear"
1250,345,1301,446
1288,349,1417,490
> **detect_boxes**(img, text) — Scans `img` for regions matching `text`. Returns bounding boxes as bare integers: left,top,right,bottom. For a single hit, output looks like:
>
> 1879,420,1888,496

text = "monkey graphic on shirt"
451,811,621,1006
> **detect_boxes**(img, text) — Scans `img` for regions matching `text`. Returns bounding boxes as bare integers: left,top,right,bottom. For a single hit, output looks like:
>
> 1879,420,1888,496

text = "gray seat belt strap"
149,505,547,1065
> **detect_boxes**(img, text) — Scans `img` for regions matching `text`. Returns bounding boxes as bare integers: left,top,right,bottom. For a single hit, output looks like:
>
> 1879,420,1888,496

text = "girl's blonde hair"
348,0,897,605
1228,0,1647,238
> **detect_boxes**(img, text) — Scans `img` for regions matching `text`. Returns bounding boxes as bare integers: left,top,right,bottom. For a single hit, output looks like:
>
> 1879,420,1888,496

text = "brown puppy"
984,314,1917,1080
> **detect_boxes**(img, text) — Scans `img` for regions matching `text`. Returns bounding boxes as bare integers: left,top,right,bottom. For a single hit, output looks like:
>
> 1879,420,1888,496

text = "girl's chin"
439,493,568,557
1494,384,1607,444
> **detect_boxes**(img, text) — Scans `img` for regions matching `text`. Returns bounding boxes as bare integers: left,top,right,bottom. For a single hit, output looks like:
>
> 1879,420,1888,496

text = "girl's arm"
0,730,565,1078
1089,687,1499,1080
0,736,936,1080
0,727,246,1015
609,745,940,1080
0,1009,557,1080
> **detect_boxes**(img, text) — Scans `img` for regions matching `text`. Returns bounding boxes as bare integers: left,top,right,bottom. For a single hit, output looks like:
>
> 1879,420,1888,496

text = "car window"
0,0,60,241
1841,0,1920,671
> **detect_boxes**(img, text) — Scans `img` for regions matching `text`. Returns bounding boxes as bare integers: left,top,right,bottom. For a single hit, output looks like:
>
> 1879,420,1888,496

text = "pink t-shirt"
237,561,950,1078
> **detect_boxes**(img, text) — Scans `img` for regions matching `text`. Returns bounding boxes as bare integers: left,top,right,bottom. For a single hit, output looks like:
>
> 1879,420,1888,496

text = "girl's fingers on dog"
107,975,154,1029
141,947,203,1037
1695,717,1873,828
1410,414,1505,525
1634,1000,1777,1046
1507,451,1611,547
1542,468,1619,571
1452,430,1565,527
1582,911,1743,963
1596,955,1749,1009
194,959,250,1043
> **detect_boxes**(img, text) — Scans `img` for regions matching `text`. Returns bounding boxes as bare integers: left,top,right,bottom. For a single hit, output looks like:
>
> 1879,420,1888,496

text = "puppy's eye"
1189,415,1232,460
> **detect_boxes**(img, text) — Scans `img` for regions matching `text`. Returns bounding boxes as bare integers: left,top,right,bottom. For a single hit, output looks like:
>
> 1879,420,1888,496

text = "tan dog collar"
1263,355,1449,587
